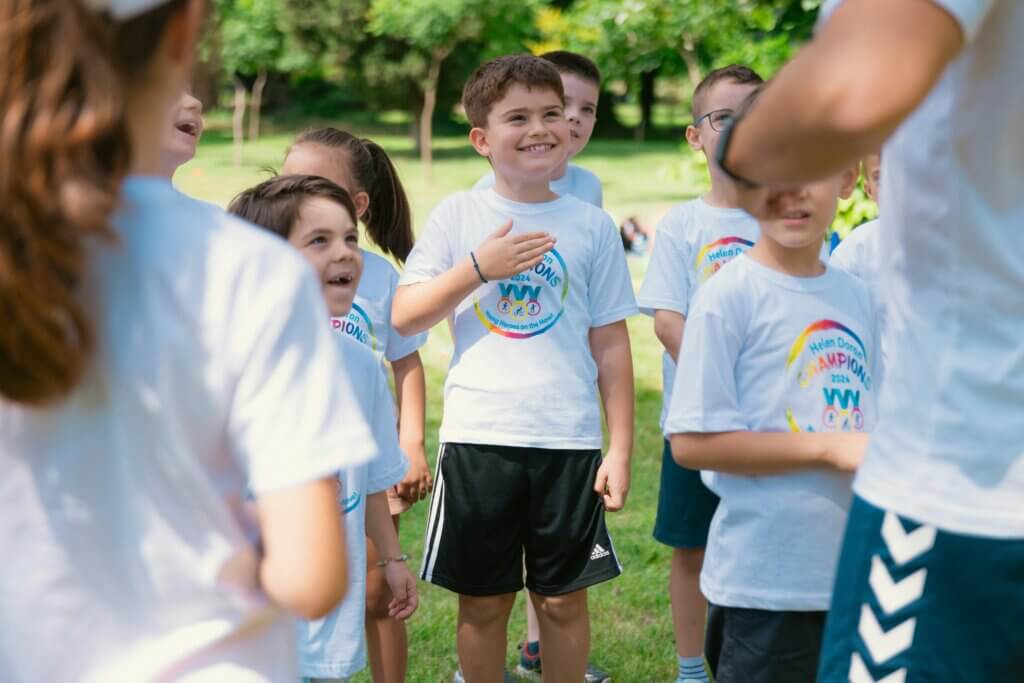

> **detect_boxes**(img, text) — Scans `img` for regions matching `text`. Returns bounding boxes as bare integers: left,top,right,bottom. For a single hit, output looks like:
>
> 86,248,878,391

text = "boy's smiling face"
561,73,599,157
470,83,569,186
288,197,363,317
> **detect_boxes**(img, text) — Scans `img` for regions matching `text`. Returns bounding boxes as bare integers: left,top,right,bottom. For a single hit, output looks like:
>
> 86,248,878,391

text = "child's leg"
525,594,541,644
654,439,719,681
458,593,517,681
365,511,408,683
530,589,589,682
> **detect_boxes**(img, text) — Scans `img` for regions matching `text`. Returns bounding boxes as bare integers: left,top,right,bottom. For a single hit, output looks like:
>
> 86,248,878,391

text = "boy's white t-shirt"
400,189,637,449
299,334,408,680
823,0,1024,537
637,199,760,434
475,164,604,208
331,250,427,365
666,255,881,610
0,178,379,682
829,219,887,360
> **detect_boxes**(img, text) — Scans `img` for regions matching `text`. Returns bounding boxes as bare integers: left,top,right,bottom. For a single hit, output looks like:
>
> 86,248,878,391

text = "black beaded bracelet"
470,251,488,283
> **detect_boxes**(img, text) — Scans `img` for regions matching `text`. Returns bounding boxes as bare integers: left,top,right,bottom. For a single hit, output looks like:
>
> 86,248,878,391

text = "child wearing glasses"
637,64,763,683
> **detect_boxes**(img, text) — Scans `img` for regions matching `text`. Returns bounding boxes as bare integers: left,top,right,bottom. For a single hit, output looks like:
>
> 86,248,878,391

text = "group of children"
0,0,892,680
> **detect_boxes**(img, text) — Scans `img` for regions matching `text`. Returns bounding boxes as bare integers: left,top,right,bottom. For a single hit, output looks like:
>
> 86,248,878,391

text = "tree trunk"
248,69,267,142
420,48,449,184
232,77,247,167
636,69,657,142
679,37,703,91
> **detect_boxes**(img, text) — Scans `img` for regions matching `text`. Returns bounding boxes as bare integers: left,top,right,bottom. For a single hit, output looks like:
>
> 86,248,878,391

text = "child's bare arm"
590,320,634,511
366,491,418,620
392,221,555,336
671,431,869,476
391,352,431,503
257,477,348,620
653,309,685,363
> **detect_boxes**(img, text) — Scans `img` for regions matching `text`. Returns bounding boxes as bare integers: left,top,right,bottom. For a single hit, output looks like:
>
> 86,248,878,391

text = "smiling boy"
392,55,637,683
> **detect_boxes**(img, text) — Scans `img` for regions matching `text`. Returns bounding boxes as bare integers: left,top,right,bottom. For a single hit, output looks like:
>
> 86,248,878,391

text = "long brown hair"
290,128,415,263
0,0,188,406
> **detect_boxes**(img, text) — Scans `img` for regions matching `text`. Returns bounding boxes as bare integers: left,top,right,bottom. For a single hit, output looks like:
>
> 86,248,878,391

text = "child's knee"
458,593,516,626
364,567,392,619
533,590,587,626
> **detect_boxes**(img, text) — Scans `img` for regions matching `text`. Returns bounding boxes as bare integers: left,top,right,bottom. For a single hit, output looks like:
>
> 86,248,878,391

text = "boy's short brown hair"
539,50,601,88
462,54,565,129
227,174,357,239
692,64,764,120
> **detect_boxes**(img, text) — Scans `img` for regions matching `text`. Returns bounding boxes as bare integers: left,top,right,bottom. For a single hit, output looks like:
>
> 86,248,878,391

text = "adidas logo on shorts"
590,543,610,561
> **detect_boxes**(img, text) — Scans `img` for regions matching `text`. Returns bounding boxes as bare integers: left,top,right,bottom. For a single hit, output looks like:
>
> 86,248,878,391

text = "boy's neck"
492,174,559,203
748,237,825,278
551,159,570,182
702,173,743,209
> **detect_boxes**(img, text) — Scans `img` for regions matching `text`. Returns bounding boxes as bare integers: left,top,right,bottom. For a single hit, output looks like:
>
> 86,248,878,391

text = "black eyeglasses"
694,108,734,132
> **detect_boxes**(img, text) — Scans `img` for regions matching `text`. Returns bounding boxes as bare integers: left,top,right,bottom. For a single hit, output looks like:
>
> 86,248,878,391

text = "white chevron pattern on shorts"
849,653,907,683
868,556,928,615
858,603,917,665
881,512,937,565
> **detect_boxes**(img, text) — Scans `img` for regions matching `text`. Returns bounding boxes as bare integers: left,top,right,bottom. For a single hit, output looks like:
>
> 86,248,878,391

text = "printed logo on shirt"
474,248,569,339
694,236,755,284
341,491,362,513
784,319,873,433
590,543,610,561
331,302,377,350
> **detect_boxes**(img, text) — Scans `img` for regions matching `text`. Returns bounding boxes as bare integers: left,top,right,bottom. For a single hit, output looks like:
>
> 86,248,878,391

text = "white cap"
84,0,172,20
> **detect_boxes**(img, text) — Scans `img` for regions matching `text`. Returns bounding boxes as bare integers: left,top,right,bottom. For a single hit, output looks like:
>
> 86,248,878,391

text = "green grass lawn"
176,117,710,682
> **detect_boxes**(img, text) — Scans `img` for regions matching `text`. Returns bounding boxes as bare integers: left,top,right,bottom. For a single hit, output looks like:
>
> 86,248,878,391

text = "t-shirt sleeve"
383,268,428,361
366,365,409,494
664,294,747,435
591,175,604,209
227,264,379,494
588,213,639,327
638,216,693,317
399,201,454,286
828,236,859,278
929,0,995,41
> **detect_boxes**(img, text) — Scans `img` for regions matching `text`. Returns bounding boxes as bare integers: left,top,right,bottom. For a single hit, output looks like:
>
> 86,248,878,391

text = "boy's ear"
469,127,491,159
838,165,859,200
685,125,702,152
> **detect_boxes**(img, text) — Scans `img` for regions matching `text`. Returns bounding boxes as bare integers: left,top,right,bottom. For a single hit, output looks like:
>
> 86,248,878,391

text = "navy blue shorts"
652,439,719,549
706,604,826,683
818,495,1024,682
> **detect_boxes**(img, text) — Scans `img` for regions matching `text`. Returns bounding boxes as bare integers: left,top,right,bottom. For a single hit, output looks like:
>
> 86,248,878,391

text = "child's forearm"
365,491,402,560
590,321,634,458
391,352,426,455
653,310,685,363
392,259,480,336
670,431,865,475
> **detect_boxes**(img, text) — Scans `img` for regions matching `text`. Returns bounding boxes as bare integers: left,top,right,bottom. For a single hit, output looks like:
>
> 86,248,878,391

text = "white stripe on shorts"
420,443,447,582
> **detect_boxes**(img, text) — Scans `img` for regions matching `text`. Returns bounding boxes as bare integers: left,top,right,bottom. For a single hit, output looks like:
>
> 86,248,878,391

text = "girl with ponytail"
283,130,428,683
0,1,376,680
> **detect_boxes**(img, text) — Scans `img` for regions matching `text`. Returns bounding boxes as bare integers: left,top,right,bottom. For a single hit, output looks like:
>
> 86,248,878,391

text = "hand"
396,444,432,504
383,561,419,621
594,450,631,512
734,184,804,222
824,432,870,473
473,220,556,282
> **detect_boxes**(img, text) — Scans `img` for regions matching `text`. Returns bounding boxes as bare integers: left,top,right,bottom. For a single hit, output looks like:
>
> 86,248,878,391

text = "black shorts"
419,442,622,597
706,604,826,683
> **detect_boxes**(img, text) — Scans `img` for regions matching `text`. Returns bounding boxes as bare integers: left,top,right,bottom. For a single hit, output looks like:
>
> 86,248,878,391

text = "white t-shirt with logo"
830,219,887,361
638,199,761,434
331,250,427,365
824,0,1024,537
475,164,604,208
299,334,407,680
0,178,379,682
666,255,881,610
400,189,637,449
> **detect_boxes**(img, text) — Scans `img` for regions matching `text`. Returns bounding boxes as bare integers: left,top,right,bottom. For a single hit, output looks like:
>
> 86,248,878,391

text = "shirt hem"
701,580,832,611
250,441,377,495
439,429,603,450
300,659,363,679
591,304,640,327
854,475,1024,539
637,298,687,317
367,458,409,495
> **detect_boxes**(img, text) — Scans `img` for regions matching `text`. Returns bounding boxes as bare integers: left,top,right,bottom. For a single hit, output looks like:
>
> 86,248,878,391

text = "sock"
525,641,540,657
678,654,709,683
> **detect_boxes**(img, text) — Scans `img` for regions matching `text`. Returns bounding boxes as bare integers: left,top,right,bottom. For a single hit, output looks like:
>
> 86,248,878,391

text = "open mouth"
781,209,811,221
327,274,354,286
175,121,199,137
569,130,580,139
518,143,556,153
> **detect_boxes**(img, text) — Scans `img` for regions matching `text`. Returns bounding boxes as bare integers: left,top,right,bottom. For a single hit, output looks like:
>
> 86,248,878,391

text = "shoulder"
334,333,383,385
361,249,400,282
568,164,603,189
696,255,753,305
473,170,497,190
656,200,700,236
